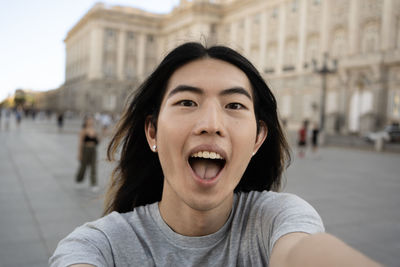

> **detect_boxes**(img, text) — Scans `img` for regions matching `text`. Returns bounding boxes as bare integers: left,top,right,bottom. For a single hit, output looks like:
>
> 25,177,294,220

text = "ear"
145,116,157,150
253,120,268,154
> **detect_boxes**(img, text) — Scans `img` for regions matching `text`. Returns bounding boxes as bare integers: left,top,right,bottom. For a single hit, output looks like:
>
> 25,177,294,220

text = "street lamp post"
312,53,337,132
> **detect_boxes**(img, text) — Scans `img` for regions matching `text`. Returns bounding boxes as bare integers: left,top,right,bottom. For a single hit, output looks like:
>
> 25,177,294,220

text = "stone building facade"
61,0,400,134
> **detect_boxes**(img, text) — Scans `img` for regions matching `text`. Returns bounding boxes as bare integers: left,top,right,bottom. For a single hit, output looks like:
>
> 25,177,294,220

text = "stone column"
381,0,393,50
137,33,146,79
348,0,360,55
320,0,330,55
88,26,104,80
244,17,251,56
65,43,71,81
259,11,268,71
230,22,238,48
116,30,125,80
157,36,165,63
297,0,307,71
276,3,286,75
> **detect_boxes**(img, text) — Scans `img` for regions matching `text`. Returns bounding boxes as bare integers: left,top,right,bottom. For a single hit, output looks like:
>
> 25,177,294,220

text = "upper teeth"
190,151,224,160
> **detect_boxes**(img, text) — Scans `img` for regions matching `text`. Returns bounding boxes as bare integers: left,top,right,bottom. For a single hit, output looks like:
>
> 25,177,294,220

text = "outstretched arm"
270,232,381,267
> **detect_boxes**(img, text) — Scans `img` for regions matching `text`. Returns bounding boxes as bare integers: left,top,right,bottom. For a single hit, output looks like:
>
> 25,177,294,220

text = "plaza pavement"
0,117,399,266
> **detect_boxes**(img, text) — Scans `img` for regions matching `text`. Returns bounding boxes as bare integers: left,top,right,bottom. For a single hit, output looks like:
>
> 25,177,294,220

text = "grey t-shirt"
50,191,324,267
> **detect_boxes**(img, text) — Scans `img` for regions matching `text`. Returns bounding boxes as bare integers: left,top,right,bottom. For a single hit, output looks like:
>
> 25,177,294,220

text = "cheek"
229,120,258,150
227,123,258,178
156,117,188,171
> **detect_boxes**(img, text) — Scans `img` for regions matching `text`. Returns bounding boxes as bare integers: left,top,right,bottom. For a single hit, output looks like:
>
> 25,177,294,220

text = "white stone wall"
62,0,400,133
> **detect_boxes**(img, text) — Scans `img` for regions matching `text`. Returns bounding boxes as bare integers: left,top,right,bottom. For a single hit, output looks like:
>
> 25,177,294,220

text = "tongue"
191,159,221,180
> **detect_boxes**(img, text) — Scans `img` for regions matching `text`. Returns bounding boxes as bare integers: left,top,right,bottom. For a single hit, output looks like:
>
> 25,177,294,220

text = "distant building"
35,88,62,112
62,0,400,134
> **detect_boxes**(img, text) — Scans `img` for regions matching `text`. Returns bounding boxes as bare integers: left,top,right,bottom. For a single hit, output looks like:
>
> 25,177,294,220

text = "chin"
185,190,232,212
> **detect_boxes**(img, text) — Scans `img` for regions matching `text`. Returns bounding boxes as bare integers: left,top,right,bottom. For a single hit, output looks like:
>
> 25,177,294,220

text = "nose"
193,101,225,137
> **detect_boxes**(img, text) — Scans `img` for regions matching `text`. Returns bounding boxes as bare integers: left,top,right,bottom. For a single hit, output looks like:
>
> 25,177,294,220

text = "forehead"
166,58,252,94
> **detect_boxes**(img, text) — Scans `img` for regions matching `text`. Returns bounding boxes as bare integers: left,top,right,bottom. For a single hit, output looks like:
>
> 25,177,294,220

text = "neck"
158,193,234,237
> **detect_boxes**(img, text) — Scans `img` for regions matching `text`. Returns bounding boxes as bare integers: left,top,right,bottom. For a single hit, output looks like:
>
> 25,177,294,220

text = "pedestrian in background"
100,113,112,136
57,112,64,132
298,119,309,158
75,116,99,192
311,122,320,154
15,105,23,128
4,108,11,130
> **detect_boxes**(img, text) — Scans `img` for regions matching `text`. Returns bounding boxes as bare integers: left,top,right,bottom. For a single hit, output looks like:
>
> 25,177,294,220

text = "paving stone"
0,240,49,266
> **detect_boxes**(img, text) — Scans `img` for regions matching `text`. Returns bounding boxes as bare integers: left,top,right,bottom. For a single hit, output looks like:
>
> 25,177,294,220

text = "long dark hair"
104,42,290,214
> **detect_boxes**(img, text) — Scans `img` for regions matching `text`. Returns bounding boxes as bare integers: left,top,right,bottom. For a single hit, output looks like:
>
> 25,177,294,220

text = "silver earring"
152,145,157,151
252,152,255,156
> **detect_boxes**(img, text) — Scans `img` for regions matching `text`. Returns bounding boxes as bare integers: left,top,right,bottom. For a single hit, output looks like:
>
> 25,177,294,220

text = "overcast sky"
0,0,180,102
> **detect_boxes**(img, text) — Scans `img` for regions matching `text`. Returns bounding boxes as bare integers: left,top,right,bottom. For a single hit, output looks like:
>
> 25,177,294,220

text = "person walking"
298,120,309,158
100,113,112,136
4,108,11,130
75,116,99,192
57,112,64,132
15,105,23,128
311,123,320,154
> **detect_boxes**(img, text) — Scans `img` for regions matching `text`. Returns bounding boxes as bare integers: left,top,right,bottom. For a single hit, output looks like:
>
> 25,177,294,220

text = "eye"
176,100,197,107
225,103,246,110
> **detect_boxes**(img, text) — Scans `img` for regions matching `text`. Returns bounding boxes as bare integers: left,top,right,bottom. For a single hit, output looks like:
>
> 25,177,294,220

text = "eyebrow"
220,87,252,100
167,85,252,100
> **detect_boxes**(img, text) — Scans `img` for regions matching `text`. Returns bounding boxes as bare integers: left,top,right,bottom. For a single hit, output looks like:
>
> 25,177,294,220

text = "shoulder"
50,208,154,266
238,191,325,242
234,190,320,228
87,211,132,230
49,213,126,266
86,207,154,238
237,191,323,228
234,191,324,254
235,190,312,212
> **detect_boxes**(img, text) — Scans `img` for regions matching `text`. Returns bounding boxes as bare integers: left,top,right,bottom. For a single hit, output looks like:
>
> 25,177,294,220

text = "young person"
297,119,308,158
50,42,380,266
75,116,99,192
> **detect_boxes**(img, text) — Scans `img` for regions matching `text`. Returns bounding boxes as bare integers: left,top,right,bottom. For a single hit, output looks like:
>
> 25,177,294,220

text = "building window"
238,20,244,29
106,28,115,37
306,36,319,64
272,7,279,18
327,91,338,114
210,24,217,34
396,17,400,48
283,40,297,70
303,94,312,119
104,28,117,51
253,14,260,25
361,23,379,54
332,29,347,58
391,90,400,118
104,61,115,77
103,94,116,111
265,44,277,72
264,68,275,73
291,0,298,12
281,95,292,118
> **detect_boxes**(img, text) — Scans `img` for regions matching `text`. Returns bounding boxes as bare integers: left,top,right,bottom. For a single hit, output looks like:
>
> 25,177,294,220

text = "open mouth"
188,151,226,180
